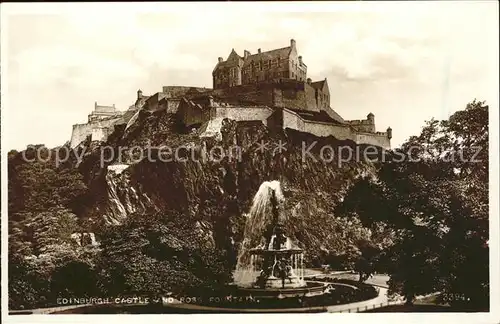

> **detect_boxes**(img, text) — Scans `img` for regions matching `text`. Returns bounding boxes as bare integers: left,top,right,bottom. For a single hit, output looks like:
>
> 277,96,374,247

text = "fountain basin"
238,281,328,299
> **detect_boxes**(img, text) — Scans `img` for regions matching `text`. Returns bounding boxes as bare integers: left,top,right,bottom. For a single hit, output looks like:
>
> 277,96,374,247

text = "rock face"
76,108,382,264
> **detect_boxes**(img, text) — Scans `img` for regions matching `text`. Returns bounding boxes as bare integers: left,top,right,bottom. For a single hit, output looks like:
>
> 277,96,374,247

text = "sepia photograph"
1,2,498,323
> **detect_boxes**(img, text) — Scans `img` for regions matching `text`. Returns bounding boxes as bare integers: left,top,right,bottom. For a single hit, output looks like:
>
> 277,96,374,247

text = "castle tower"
387,127,393,140
367,113,375,132
227,49,243,87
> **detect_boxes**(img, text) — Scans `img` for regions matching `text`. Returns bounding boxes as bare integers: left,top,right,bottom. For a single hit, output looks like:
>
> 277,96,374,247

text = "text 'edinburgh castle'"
70,39,392,149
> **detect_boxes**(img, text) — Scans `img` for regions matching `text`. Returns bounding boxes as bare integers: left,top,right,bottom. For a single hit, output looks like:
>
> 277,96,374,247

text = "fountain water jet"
234,181,322,295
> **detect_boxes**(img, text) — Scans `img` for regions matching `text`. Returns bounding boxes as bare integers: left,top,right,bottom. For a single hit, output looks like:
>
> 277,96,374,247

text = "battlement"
161,86,211,98
345,113,376,133
346,119,373,125
94,102,116,113
88,102,123,123
282,108,391,149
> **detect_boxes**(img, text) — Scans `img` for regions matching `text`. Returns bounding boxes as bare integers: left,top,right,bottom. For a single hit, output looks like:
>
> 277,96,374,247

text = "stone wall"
304,83,318,112
282,108,352,139
355,132,391,150
212,83,275,106
211,79,319,112
282,108,305,130
346,119,375,133
282,109,390,148
274,84,309,111
95,104,116,113
165,99,181,113
70,117,122,148
303,121,354,140
162,86,211,99
91,127,106,142
145,92,168,112
177,99,211,127
143,88,211,112
134,96,150,110
70,123,93,149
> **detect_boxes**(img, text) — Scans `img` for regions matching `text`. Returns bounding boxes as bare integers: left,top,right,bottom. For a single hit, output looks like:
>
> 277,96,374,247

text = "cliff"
72,108,384,265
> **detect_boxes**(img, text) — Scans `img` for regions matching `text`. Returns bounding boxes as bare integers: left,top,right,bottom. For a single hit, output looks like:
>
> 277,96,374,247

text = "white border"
1,2,499,324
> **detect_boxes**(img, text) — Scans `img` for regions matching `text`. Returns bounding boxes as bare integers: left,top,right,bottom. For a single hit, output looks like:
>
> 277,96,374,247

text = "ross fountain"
50,180,377,314
234,181,327,298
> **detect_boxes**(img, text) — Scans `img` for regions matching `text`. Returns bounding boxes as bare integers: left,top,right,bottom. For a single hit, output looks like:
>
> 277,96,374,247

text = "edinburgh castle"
70,39,392,149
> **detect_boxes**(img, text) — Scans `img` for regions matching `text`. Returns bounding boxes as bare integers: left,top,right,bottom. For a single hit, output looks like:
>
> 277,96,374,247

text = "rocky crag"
71,108,384,265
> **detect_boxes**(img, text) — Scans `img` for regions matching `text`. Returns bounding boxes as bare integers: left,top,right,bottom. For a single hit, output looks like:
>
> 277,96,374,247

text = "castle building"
70,39,392,150
213,39,307,89
88,102,120,122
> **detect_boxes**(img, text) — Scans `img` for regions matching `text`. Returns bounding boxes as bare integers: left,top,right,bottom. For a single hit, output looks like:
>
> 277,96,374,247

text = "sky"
1,1,498,150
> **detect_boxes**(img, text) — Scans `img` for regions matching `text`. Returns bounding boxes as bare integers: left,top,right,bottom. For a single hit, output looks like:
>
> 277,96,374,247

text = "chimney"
298,56,303,65
94,101,97,109
306,78,312,84
218,57,223,63
258,48,261,54
137,89,143,99
290,39,296,49
244,50,250,59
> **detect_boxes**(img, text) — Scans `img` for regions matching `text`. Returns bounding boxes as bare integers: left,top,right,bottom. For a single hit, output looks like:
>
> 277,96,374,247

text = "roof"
322,107,345,124
243,46,292,67
287,108,343,124
227,49,243,62
180,97,205,110
214,45,293,72
311,80,325,90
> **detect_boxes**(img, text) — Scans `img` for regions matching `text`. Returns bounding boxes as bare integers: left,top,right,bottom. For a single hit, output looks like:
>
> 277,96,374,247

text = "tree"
8,147,87,215
8,207,99,310
96,211,234,298
337,100,489,309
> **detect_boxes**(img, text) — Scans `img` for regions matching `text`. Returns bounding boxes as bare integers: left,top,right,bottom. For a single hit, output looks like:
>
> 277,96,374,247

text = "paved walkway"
9,272,396,314
10,304,93,315
327,287,388,313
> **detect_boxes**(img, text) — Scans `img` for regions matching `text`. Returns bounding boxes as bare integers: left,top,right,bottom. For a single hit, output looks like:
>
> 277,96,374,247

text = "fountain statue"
234,181,314,295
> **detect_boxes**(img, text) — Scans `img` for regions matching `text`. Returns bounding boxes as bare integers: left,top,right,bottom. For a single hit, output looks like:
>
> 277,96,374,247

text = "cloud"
14,46,147,91
2,2,498,150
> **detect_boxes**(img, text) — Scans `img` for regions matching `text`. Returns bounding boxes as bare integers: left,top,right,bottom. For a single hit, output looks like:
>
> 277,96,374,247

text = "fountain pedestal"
234,181,328,298
248,248,307,289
